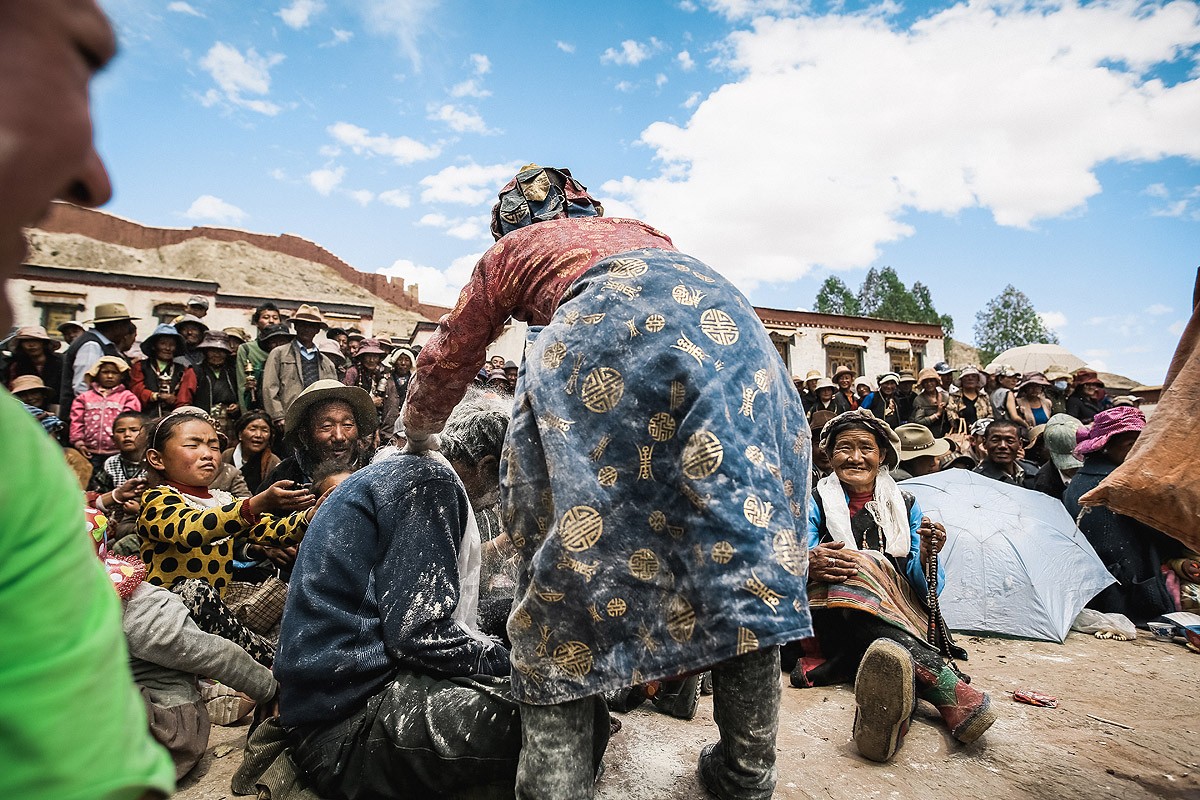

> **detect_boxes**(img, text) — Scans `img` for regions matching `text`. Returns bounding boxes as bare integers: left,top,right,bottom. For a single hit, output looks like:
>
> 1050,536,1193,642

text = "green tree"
814,276,861,316
912,281,955,336
973,285,1060,365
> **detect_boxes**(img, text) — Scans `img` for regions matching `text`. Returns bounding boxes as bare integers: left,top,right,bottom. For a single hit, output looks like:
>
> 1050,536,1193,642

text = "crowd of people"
0,5,1195,800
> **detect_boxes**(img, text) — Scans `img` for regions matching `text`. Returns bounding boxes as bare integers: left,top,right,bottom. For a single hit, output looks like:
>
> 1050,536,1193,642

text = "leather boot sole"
853,640,915,763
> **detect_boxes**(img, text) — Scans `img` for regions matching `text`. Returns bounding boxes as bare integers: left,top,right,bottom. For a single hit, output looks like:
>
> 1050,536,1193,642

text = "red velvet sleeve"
176,367,198,406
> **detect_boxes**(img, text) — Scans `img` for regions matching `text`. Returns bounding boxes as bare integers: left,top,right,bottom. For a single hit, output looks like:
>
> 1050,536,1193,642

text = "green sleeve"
0,391,175,799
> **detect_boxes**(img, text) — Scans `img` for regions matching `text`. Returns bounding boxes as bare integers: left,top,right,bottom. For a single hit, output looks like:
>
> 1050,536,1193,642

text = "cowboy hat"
86,303,140,325
284,379,378,444
895,423,952,460
11,325,61,352
832,365,855,379
804,369,823,382
290,304,327,328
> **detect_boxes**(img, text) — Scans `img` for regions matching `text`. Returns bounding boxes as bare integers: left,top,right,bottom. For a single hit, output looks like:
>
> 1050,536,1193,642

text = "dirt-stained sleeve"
403,247,512,439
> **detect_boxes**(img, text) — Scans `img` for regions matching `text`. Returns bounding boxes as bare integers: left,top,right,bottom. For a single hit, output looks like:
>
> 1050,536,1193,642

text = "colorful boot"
915,663,996,744
852,640,916,763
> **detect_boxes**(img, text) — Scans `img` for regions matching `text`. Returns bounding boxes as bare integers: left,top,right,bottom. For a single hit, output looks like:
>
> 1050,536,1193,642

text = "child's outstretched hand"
252,480,315,514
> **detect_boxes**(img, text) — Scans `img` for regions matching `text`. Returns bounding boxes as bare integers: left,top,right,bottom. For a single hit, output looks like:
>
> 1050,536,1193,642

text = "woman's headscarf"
819,409,902,469
489,164,604,240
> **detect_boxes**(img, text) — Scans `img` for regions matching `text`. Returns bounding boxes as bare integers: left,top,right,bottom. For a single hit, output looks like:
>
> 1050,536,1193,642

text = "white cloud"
470,53,491,75
1151,199,1189,218
419,161,521,205
556,40,576,54
601,38,663,66
199,42,284,116
677,50,696,70
1145,303,1172,316
604,1,1200,290
704,0,804,20
683,91,702,109
679,1,698,11
656,73,669,88
1169,319,1187,336
307,166,345,195
615,80,635,93
269,168,287,181
377,251,482,307
167,2,204,17
450,79,491,98
328,121,441,164
350,0,439,70
184,195,246,224
378,189,412,208
322,29,354,47
348,189,375,206
278,0,324,29
427,103,493,134
1143,182,1169,198
1037,311,1067,331
416,212,491,241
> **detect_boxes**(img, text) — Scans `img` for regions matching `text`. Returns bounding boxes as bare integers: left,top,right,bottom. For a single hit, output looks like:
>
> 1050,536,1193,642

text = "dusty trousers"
516,646,780,800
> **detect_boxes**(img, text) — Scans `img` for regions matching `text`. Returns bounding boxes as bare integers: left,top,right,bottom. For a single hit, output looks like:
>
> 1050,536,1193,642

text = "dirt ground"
178,631,1200,800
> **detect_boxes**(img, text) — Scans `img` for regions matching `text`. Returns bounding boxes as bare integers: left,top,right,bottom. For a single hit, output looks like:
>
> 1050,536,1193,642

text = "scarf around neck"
816,472,910,558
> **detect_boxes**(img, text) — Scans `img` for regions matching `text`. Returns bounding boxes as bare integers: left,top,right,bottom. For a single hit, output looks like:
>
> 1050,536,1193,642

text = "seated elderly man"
263,379,377,488
273,391,608,798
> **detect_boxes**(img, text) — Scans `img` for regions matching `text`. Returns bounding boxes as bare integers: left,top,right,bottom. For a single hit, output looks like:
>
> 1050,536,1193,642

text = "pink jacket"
69,385,141,454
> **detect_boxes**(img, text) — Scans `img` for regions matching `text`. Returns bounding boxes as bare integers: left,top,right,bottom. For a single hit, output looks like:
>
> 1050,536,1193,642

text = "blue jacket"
276,454,509,728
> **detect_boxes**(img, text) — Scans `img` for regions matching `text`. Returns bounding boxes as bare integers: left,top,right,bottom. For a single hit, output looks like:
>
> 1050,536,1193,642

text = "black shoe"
652,674,702,720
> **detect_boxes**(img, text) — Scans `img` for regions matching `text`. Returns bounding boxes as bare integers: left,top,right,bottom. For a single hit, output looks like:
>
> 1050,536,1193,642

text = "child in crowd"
88,411,149,552
70,356,141,473
137,407,325,665
88,507,278,778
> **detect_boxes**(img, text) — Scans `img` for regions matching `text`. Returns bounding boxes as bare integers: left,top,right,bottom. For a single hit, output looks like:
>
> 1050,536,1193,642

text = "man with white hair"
274,391,608,798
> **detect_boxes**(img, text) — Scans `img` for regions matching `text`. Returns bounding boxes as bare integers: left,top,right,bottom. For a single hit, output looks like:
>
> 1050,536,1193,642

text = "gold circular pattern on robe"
597,466,618,487
542,342,568,369
671,285,694,305
645,314,666,332
699,308,740,346
743,495,773,528
647,412,677,442
559,505,604,552
648,510,667,531
681,431,724,480
500,199,529,225
772,529,806,576
581,367,625,413
736,626,760,656
606,257,649,279
744,445,765,465
552,641,594,679
606,598,628,617
666,594,697,643
753,368,770,392
711,541,735,564
628,548,661,581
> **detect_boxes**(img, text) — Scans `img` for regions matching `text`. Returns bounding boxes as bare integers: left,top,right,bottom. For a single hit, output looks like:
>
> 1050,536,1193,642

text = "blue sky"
91,0,1200,385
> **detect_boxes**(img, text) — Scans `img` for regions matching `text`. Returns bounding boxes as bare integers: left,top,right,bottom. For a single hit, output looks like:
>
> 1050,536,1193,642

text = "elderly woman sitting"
791,410,995,763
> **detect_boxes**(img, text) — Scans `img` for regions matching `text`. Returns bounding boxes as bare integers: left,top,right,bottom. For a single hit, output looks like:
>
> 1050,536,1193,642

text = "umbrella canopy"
985,343,1087,375
904,470,1114,642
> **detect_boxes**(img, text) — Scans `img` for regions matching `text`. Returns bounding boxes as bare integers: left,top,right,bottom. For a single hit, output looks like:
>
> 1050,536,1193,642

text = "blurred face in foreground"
0,1,116,331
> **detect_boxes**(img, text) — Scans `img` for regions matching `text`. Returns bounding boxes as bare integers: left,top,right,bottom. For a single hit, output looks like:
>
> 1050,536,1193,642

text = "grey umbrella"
905,469,1114,643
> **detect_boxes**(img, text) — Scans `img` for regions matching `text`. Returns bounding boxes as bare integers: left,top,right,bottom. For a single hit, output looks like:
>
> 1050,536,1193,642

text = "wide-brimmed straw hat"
832,365,855,380
11,325,61,352
814,378,838,392
196,331,235,353
173,313,209,333
820,409,902,468
9,375,50,396
895,423,952,460
1074,406,1146,459
86,303,140,325
804,369,823,382
284,379,378,445
917,367,940,384
290,304,327,328
141,324,184,354
84,355,129,381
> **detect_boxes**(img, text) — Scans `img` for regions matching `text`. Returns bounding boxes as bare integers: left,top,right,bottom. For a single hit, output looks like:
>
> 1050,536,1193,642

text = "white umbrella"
984,343,1087,374
904,470,1114,643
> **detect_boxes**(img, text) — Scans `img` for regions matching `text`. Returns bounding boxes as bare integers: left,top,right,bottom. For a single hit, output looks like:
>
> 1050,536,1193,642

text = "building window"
768,332,793,373
153,302,186,324
825,345,864,378
37,302,83,336
885,338,926,375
